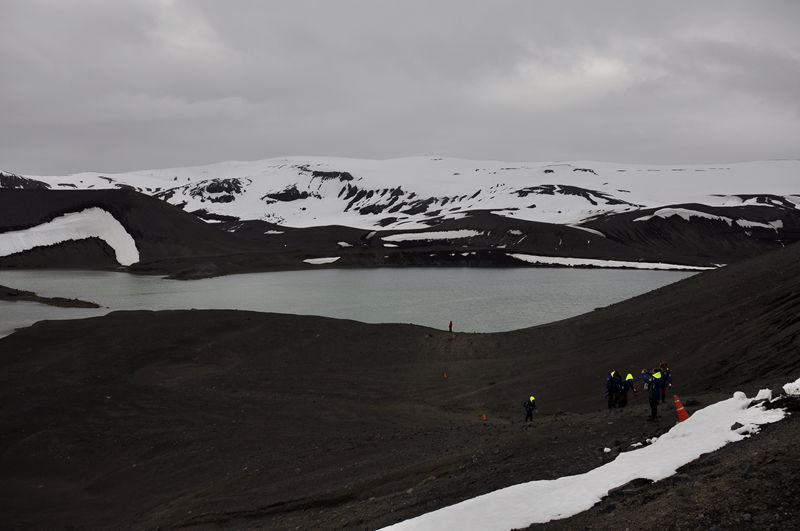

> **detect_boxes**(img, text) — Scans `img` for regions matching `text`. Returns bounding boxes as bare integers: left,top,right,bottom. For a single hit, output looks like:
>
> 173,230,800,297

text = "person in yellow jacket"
523,395,537,422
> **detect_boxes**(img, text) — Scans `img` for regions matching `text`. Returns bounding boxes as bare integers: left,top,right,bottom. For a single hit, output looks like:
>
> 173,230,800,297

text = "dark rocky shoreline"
0,283,99,308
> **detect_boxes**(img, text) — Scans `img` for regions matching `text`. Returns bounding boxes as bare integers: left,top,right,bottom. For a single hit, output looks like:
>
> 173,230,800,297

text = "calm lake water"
0,268,694,337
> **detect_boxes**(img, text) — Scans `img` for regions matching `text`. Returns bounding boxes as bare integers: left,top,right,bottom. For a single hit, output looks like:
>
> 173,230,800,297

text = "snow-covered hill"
2,157,799,276
3,157,799,230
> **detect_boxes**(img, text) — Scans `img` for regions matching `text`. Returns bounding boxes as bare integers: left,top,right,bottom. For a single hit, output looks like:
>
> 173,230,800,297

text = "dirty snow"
0,208,139,266
380,387,787,531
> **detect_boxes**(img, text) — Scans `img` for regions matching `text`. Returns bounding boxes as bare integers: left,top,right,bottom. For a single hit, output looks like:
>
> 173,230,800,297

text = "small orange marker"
673,395,690,422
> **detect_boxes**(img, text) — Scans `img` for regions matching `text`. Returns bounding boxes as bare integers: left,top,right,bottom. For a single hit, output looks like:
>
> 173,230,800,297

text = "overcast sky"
1,1,799,174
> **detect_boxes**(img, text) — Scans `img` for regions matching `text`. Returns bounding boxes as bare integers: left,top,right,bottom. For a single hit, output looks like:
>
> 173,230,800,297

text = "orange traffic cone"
673,395,690,422
480,413,488,423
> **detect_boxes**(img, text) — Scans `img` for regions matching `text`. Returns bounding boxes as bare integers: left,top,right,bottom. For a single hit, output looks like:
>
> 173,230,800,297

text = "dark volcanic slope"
2,244,800,529
586,203,800,266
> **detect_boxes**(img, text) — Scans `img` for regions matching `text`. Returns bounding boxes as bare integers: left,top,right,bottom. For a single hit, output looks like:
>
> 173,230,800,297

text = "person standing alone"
523,395,537,422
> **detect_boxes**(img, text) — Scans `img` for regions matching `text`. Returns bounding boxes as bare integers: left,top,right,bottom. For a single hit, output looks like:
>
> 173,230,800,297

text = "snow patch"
302,256,340,265
264,230,284,235
635,208,783,231
0,208,139,266
783,377,800,396
567,224,605,237
382,230,485,242
634,208,732,224
507,253,711,271
380,387,787,531
337,241,352,248
754,389,773,401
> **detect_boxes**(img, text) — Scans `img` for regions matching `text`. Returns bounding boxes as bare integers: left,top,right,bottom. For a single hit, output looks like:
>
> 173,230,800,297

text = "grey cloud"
1,0,798,174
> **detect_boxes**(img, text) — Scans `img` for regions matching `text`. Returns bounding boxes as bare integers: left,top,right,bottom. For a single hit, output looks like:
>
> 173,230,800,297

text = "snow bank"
382,230,484,242
380,389,786,531
0,208,139,266
508,253,711,271
302,256,340,265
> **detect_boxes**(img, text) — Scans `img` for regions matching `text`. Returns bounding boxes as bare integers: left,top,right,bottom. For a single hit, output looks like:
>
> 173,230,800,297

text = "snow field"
380,386,788,531
0,208,139,266
22,157,800,231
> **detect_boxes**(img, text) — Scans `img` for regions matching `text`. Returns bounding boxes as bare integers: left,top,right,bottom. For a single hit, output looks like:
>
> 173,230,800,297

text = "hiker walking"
448,320,453,333
605,370,622,409
618,372,637,408
523,395,537,422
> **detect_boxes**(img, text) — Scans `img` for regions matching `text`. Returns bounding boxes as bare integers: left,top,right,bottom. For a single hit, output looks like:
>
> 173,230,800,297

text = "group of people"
605,362,673,419
522,362,673,422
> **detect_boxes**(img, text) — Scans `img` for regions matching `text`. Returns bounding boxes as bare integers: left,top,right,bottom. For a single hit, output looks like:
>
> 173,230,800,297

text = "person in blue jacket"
659,361,672,403
605,370,622,409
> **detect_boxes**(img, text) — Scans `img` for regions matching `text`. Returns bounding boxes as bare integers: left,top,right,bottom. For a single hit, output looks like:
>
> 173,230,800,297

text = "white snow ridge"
380,388,787,531
0,208,139,266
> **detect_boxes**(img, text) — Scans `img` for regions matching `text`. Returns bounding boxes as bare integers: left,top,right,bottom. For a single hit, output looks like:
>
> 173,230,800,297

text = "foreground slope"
1,243,800,529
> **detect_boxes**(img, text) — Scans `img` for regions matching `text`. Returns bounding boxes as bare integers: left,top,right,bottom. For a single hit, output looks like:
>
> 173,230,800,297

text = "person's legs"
649,399,658,419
